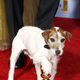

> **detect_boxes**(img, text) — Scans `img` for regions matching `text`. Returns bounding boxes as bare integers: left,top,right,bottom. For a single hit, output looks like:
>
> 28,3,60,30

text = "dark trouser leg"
5,0,24,68
36,0,60,30
5,0,24,40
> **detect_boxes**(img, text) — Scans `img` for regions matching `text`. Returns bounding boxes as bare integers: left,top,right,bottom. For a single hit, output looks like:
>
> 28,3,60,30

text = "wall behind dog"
56,0,80,19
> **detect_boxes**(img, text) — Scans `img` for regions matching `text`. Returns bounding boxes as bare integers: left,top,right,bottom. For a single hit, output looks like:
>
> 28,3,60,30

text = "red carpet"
0,17,80,80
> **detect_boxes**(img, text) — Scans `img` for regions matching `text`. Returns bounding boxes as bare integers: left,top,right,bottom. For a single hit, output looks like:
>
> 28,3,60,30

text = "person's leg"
5,0,15,40
12,0,25,68
13,0,24,33
5,0,24,40
5,0,24,68
36,0,60,30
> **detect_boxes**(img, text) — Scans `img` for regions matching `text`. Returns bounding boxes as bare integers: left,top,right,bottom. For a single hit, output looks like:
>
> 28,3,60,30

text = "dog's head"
42,26,72,56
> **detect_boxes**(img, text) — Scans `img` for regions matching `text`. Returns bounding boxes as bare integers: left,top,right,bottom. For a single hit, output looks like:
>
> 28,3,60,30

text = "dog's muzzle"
55,50,61,55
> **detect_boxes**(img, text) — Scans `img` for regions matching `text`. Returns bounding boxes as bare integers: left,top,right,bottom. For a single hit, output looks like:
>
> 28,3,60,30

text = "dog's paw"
41,73,51,79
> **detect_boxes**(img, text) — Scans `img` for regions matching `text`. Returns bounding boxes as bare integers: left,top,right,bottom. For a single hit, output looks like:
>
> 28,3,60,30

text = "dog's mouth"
57,53,63,58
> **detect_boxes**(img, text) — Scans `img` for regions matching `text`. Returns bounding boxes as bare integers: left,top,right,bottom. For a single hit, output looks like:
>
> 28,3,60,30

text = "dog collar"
44,44,50,49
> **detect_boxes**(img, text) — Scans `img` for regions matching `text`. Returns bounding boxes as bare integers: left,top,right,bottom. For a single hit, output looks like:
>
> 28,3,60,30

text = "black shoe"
15,52,25,69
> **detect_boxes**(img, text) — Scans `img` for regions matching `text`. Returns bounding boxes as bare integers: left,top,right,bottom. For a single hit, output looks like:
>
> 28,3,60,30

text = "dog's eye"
50,38,55,42
61,38,65,43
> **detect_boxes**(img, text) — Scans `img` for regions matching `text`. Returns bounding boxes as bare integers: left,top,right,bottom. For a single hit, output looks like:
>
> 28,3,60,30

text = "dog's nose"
55,50,61,55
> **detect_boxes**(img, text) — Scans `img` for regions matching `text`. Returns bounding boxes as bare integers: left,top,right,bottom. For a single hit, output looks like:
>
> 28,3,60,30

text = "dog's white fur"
8,26,71,80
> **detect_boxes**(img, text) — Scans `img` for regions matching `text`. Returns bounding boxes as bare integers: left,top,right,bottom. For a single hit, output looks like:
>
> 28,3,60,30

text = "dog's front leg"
41,58,52,77
35,63,42,80
33,55,52,79
50,69,56,80
50,64,57,80
50,59,58,80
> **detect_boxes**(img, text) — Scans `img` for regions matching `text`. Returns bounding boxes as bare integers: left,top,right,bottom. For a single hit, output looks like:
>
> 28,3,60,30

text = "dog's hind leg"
8,40,25,80
8,51,21,80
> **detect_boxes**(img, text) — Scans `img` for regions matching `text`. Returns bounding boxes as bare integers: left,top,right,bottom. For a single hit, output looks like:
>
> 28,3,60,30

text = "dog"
8,26,72,80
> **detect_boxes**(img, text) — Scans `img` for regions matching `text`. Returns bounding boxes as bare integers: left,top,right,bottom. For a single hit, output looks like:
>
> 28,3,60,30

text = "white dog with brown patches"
8,26,72,80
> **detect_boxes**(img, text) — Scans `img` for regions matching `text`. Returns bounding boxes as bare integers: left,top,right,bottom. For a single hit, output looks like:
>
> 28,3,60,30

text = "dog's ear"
65,31,72,42
42,30,51,41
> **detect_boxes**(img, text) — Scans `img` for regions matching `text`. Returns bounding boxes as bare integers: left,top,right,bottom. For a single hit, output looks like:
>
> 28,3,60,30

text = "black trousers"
5,0,24,40
37,0,60,29
5,0,60,66
5,0,60,38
